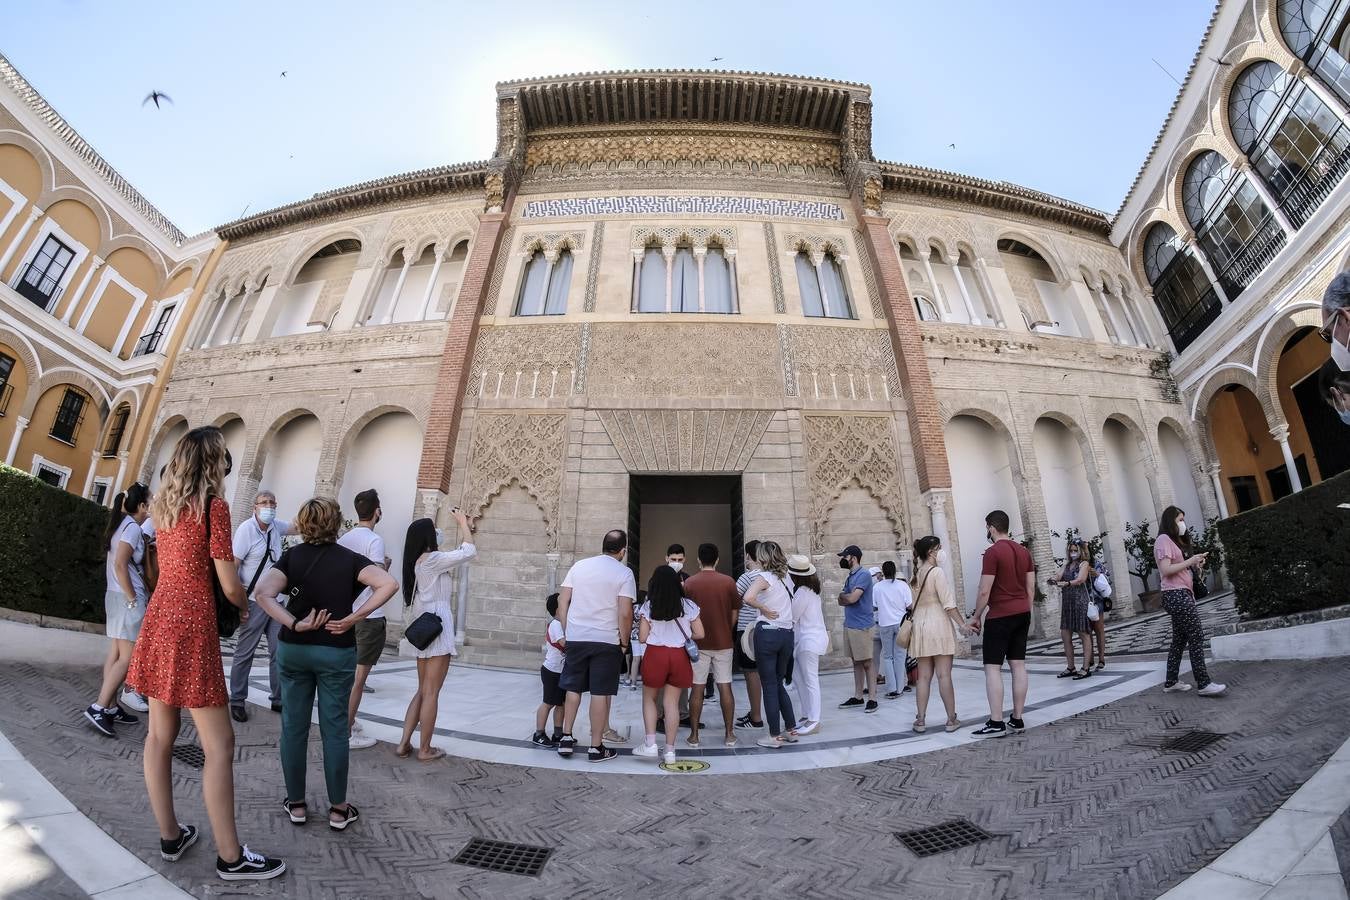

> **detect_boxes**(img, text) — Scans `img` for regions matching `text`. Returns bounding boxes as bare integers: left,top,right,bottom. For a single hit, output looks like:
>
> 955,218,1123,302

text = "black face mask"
839,558,852,570
224,450,233,477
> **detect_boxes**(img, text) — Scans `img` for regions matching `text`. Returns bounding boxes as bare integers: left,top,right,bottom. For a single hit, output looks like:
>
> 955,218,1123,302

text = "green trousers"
275,642,356,806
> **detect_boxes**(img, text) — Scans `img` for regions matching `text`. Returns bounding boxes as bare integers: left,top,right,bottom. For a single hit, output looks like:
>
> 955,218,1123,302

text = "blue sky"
1,1,1215,236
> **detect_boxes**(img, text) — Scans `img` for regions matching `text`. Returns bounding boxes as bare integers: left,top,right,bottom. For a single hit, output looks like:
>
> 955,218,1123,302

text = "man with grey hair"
228,490,295,722
1322,271,1350,373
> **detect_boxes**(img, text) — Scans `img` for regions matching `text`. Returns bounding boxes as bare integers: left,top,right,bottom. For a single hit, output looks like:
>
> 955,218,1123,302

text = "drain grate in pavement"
452,837,552,876
171,743,205,769
1161,730,1226,753
895,819,994,857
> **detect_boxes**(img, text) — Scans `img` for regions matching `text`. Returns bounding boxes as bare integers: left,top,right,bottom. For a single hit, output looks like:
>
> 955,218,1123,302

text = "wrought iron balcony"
133,329,166,356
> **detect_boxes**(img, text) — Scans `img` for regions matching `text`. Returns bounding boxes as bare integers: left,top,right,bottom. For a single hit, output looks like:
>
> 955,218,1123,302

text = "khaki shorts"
845,626,875,662
691,647,734,684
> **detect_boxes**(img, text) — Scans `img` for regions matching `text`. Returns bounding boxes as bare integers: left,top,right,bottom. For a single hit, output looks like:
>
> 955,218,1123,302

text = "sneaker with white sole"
348,734,377,750
662,750,677,765
633,743,659,758
106,705,139,725
83,705,115,737
1162,681,1193,693
160,823,198,861
216,846,285,881
796,720,821,736
120,690,149,712
1197,682,1227,697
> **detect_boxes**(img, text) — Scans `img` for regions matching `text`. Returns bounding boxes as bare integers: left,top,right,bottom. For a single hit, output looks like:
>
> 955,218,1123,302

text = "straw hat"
787,554,816,576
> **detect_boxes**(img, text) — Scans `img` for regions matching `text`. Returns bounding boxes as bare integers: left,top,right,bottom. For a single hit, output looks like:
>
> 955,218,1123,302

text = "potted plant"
1122,520,1161,612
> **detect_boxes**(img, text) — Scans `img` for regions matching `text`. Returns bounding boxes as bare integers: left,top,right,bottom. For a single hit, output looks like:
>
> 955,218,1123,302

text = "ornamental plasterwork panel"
464,413,567,551
465,323,582,401
582,222,604,312
522,195,845,222
524,129,841,173
518,229,587,259
583,323,784,398
884,210,983,258
802,414,906,553
781,231,850,261
630,225,737,251
763,223,786,314
788,325,900,402
518,165,849,195
485,226,516,313
380,208,478,263
210,238,287,295
851,229,886,318
596,409,775,473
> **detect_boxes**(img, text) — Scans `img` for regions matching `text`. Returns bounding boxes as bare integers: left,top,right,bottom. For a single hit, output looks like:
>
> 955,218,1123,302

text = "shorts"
692,647,734,684
558,640,623,696
733,630,757,671
540,666,565,706
845,626,875,662
354,618,387,667
982,612,1031,665
104,589,145,642
641,644,694,690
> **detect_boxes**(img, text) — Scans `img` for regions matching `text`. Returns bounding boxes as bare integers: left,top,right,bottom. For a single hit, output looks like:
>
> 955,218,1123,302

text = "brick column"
856,211,951,494
417,209,510,496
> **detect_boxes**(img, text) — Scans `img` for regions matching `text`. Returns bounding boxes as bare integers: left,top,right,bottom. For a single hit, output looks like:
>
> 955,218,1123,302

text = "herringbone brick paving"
1,657,1346,899
1026,592,1238,658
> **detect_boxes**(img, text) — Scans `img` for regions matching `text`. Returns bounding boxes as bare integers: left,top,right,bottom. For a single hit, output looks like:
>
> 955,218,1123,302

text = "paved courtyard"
1026,591,1239,658
1,629,1348,898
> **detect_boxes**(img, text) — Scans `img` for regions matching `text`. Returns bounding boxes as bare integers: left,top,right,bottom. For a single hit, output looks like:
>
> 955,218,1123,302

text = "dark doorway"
627,475,742,595
1293,368,1350,480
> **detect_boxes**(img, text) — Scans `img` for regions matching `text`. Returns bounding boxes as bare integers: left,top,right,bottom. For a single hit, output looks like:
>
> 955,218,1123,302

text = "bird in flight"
1207,55,1232,66
711,56,723,62
948,143,956,149
143,91,172,109
280,70,288,77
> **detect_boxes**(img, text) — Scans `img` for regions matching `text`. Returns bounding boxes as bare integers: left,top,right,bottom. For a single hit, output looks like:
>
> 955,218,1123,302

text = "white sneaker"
633,743,659,759
348,734,377,750
350,721,365,736
796,720,821,736
1197,682,1227,697
121,690,149,712
662,750,677,766
1162,682,1192,693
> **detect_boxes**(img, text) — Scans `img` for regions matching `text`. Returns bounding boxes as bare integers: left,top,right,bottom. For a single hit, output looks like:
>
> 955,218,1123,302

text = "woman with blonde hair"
125,426,285,881
907,536,965,734
252,497,398,831
741,540,798,748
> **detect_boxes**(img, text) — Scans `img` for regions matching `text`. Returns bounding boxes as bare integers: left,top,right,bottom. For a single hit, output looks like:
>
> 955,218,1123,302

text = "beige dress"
907,564,959,659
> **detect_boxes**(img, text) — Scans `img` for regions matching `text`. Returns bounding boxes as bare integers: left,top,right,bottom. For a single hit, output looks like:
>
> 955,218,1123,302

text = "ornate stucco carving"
787,325,900,402
465,323,582,400
851,229,886,318
630,225,737,251
380,208,478,263
582,222,604,313
521,195,845,222
524,127,842,174
596,409,775,473
763,222,786,314
464,413,567,550
782,232,850,260
518,230,587,258
582,323,784,398
802,414,906,553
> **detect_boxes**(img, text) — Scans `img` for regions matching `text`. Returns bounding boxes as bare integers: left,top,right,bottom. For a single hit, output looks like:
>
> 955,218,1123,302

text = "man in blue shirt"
837,545,879,713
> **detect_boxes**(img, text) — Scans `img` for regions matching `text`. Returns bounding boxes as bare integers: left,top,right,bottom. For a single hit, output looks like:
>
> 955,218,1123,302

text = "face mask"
435,528,444,546
1340,408,1350,426
936,548,948,566
1177,519,1186,534
257,507,276,525
986,529,994,545
224,450,233,477
839,558,852,570
668,561,683,573
1069,550,1080,559
1332,312,1350,370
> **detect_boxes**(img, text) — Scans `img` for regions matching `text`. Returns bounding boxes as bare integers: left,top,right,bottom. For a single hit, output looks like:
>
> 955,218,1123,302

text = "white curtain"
796,252,824,317
515,251,548,316
704,248,733,313
544,250,572,315
672,247,699,312
638,248,666,312
820,254,853,318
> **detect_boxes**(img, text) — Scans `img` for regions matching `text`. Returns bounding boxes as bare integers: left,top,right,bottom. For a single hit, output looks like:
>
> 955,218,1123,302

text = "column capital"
1205,462,1223,478
944,252,960,266
89,448,101,461
117,449,130,461
1269,422,1291,443
23,205,42,222
15,416,29,429
921,487,952,511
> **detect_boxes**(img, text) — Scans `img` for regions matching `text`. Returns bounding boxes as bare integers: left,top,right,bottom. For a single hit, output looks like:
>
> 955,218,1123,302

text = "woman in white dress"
396,508,475,761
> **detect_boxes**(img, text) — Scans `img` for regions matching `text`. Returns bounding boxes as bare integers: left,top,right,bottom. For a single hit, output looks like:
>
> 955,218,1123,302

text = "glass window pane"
638,248,667,312
514,251,549,316
672,248,698,312
703,248,733,313
543,250,573,314
795,252,824,317
820,255,853,319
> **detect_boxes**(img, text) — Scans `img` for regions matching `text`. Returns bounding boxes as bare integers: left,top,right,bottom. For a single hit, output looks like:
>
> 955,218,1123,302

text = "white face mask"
1332,311,1350,371
434,528,444,546
256,507,276,525
668,561,683,573
1177,518,1186,534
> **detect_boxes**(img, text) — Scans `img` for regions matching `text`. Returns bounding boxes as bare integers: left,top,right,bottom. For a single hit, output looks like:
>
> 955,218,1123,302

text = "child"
625,591,646,690
632,566,704,765
530,593,566,747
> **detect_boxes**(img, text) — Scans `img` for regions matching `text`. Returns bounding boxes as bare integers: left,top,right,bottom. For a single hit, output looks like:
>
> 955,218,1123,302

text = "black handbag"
205,496,239,638
1191,566,1210,599
405,612,443,651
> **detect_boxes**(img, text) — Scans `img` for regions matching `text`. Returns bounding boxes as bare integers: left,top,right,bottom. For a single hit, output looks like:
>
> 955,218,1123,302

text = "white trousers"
792,647,822,723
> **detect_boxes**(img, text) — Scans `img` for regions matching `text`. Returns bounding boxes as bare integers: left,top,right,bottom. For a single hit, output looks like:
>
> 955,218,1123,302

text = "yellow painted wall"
163,267,194,296
1275,329,1332,485
85,281,134,353
25,199,101,308
1209,386,1283,510
14,383,101,491
0,340,32,456
0,143,42,198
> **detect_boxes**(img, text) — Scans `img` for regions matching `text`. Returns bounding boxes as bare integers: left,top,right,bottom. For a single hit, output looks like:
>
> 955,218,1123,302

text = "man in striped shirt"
733,539,765,729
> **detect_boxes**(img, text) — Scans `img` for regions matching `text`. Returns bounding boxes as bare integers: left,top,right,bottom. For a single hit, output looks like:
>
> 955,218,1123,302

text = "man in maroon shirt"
967,509,1035,737
683,543,741,747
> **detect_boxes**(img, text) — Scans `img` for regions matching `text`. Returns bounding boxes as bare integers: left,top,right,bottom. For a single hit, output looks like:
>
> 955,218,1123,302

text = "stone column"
948,256,981,325
546,552,560,594
1238,160,1295,236
333,266,380,330
918,248,944,318
1184,235,1232,305
379,256,415,325
1066,278,1113,342
923,489,955,595
1096,286,1128,344
199,290,230,348
1270,423,1303,492
239,283,282,342
4,416,29,466
418,245,447,320
694,246,707,313
1207,463,1230,519
0,206,41,280
82,450,100,497
61,255,104,325
979,261,1027,331
112,450,130,499
662,246,675,312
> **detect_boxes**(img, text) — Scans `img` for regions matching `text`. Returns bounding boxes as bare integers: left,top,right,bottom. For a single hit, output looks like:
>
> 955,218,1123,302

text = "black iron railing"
1206,213,1287,301
133,330,166,356
1274,136,1350,229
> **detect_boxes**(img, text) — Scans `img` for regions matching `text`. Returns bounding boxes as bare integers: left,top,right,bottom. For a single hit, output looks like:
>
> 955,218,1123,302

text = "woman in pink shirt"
1153,506,1226,697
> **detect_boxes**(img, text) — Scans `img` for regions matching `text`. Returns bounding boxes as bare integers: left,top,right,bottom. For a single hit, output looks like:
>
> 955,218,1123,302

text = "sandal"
328,804,359,831
282,799,306,825
395,743,412,759
944,717,960,733
1056,668,1077,678
1072,669,1092,680
417,747,446,762
1095,661,1106,671
913,717,927,734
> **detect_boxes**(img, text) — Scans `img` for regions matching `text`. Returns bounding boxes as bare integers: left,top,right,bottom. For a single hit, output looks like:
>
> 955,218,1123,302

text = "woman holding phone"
1154,506,1226,697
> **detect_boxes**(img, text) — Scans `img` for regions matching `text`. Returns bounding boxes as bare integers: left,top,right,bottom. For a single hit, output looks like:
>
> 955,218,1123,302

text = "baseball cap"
837,545,862,559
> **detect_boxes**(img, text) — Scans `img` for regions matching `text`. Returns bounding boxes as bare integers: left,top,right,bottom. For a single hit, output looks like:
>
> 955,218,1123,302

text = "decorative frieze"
522,195,845,221
582,222,604,312
465,323,582,401
525,130,841,173
788,325,900,402
802,414,906,553
464,413,568,551
582,322,784,398
630,225,737,251
596,409,774,473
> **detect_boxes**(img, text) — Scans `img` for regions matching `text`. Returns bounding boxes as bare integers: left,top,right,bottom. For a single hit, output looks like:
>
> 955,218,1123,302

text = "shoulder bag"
281,545,331,624
896,567,935,650
675,613,700,663
205,496,240,639
403,575,444,651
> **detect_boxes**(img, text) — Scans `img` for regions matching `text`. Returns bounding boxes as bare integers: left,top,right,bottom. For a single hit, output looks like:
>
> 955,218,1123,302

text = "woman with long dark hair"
632,565,703,764
1155,506,1226,696
83,482,153,738
396,508,475,761
907,536,965,733
125,426,285,881
1052,538,1094,680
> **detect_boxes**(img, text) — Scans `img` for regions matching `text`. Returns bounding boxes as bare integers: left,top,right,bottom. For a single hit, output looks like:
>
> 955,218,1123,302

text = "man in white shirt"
228,490,295,723
555,529,636,764
337,488,391,750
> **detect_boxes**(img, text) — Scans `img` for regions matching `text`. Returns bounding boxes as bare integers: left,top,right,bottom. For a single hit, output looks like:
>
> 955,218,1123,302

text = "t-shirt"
1154,534,1193,592
750,571,795,628
233,516,291,598
735,569,761,630
337,525,388,619
874,578,913,627
842,566,875,629
272,542,374,649
638,598,699,648
106,517,147,603
682,569,740,651
542,619,565,673
790,587,829,655
981,539,1034,619
560,554,637,644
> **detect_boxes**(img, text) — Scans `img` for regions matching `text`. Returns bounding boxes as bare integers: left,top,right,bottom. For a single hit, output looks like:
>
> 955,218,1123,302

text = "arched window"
1279,0,1350,106
671,246,699,312
514,250,549,315
914,296,940,322
636,246,666,312
703,246,735,313
513,248,573,316
1182,151,1287,298
1229,60,1350,227
1142,222,1222,352
795,250,855,319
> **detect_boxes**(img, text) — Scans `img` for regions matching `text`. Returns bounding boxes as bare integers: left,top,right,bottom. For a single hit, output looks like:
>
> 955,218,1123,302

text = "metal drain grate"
171,743,205,769
452,838,552,877
1161,730,1226,753
895,819,994,857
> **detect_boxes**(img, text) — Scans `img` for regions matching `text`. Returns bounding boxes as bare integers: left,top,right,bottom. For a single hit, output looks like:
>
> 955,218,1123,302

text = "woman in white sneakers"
1155,506,1226,697
786,555,827,736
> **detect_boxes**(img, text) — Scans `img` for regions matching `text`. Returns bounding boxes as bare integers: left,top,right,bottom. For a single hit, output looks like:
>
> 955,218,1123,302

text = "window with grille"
1181,151,1287,299
1143,222,1223,352
134,304,175,356
16,235,75,310
49,388,87,444
0,353,13,417
103,405,130,457
34,462,67,488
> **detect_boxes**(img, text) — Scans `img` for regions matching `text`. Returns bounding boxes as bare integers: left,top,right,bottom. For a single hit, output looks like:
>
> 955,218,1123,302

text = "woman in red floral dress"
125,425,286,882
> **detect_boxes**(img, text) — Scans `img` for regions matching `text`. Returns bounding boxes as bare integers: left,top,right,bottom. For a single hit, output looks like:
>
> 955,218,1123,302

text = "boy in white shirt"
338,489,390,750
532,593,567,747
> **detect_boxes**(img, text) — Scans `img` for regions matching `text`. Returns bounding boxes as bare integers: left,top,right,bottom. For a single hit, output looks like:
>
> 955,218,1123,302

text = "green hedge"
0,464,109,622
1216,468,1350,620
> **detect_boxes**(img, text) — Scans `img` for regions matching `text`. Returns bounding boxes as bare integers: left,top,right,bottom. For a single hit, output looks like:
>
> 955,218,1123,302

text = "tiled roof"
880,161,1110,234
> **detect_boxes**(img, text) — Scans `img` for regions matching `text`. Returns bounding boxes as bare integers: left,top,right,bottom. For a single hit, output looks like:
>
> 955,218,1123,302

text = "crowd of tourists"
79,421,1228,881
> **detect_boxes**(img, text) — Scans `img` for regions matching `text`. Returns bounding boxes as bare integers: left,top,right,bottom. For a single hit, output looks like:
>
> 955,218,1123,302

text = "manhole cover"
895,819,994,857
1161,730,1226,753
171,743,205,769
452,838,552,877
659,759,710,773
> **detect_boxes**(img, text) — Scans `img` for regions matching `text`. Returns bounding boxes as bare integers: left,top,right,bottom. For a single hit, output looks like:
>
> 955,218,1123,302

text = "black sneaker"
556,734,577,757
587,745,618,763
216,846,286,881
734,716,764,730
972,720,1007,737
838,697,865,709
230,704,248,723
884,691,901,699
107,705,139,725
160,823,198,861
270,702,283,714
1008,717,1025,732
865,700,879,714
529,731,554,748
83,705,115,737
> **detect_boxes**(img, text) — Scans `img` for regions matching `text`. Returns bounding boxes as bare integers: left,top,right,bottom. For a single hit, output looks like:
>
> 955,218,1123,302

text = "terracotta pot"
1138,590,1163,613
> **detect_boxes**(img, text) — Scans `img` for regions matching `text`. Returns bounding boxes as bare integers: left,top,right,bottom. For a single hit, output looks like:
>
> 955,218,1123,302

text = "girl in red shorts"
633,566,704,764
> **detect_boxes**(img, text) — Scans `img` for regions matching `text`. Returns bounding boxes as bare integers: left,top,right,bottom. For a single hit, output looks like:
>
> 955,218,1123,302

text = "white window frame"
12,219,89,313
90,476,112,505
30,454,73,489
